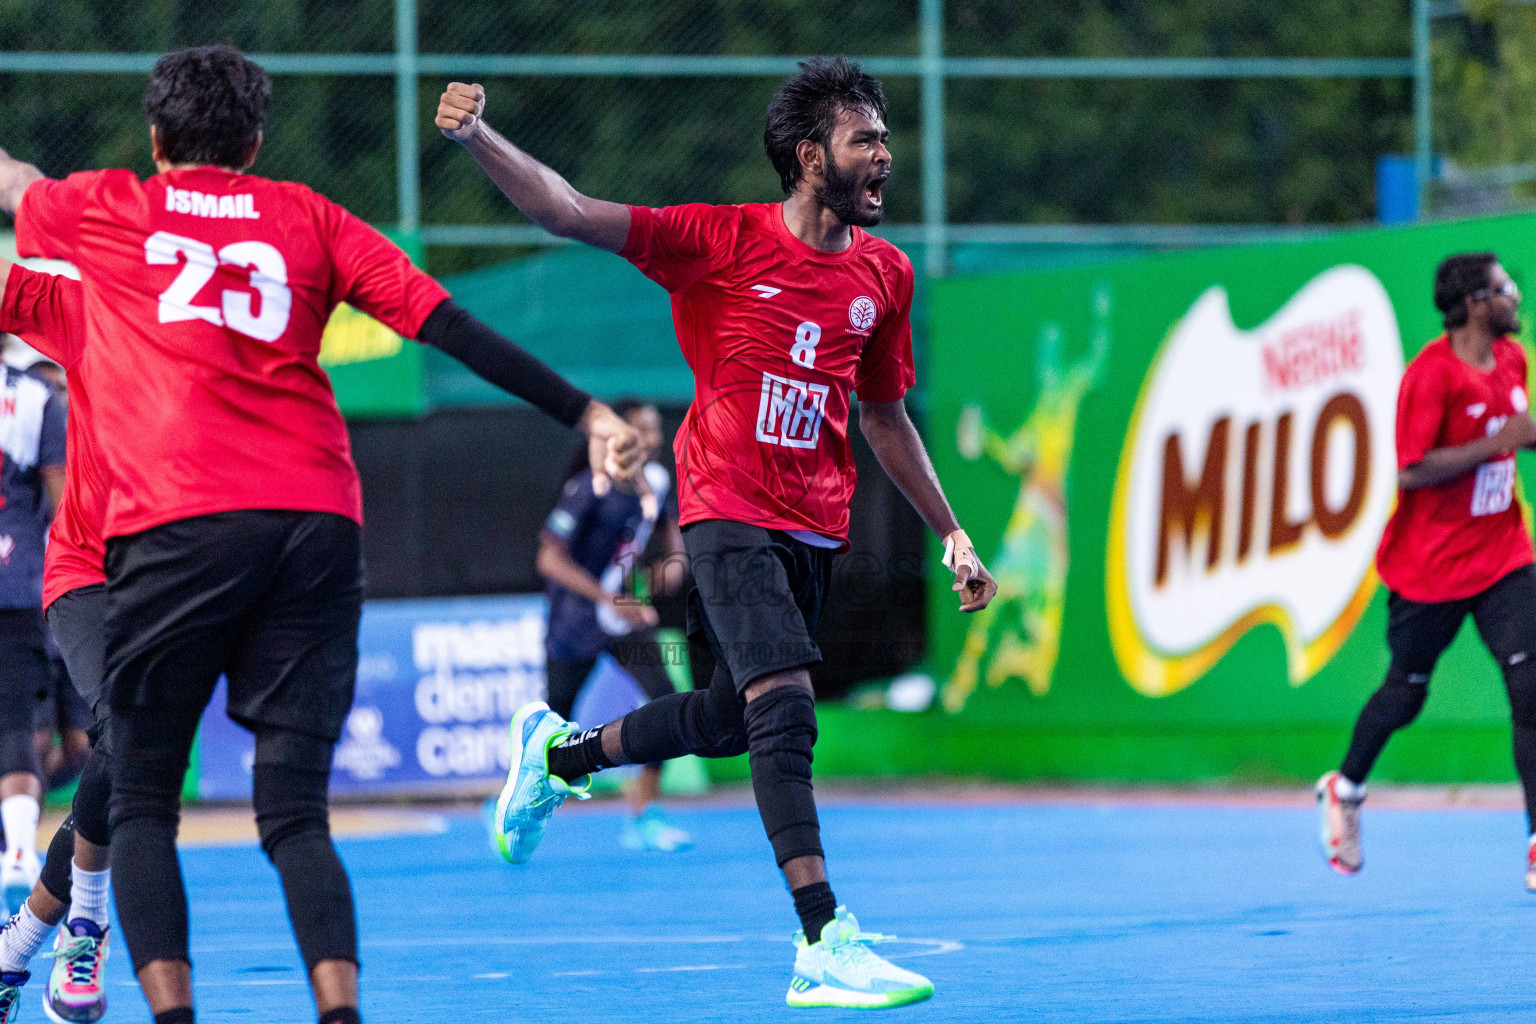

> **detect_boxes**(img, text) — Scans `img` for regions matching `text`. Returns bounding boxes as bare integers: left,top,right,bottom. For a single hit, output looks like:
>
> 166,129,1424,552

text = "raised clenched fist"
436,82,485,142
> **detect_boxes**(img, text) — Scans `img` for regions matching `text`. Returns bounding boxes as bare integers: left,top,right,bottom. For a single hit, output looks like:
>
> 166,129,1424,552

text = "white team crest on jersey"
849,295,877,332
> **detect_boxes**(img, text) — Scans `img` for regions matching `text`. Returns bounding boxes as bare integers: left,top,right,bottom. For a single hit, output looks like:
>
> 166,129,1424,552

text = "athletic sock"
0,903,52,972
547,727,616,784
319,1007,361,1024
791,881,837,945
154,1009,194,1024
1333,774,1366,801
0,795,38,860
68,864,110,927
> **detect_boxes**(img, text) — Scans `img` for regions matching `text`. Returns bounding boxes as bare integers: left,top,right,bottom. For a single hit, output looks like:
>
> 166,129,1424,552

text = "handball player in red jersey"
1318,253,1536,885
0,261,117,1024
437,57,998,1009
0,45,645,1024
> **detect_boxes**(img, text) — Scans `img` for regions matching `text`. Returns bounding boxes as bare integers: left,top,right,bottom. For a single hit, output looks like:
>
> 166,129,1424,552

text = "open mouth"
865,174,888,207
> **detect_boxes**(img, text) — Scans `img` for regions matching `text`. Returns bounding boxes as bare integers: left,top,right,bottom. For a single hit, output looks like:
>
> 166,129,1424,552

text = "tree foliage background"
0,1,1525,273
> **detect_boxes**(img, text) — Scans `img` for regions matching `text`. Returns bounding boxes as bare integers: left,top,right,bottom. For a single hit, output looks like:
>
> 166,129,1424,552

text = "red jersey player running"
1318,252,1536,885
437,58,998,1009
0,45,645,1024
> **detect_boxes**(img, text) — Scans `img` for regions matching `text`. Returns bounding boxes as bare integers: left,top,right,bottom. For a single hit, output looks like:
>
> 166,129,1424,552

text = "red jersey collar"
771,203,866,264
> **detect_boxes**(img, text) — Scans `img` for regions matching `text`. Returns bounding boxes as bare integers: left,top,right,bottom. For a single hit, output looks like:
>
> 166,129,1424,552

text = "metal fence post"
396,0,421,237
920,0,946,277
1413,0,1432,216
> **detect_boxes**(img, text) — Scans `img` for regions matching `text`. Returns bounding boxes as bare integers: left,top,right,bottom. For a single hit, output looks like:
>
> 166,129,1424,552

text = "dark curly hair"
144,45,271,170
763,57,887,195
1434,252,1497,329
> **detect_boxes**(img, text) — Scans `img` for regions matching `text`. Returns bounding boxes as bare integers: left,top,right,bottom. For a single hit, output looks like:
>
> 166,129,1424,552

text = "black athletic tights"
109,703,357,973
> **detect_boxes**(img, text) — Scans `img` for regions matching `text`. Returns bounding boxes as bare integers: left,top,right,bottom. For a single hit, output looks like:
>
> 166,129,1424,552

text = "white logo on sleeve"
756,372,830,449
1514,386,1530,413
849,295,877,332
750,285,782,298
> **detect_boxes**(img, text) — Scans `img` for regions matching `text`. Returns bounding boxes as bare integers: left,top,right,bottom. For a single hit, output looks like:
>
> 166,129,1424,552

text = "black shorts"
46,583,109,748
1387,565,1536,681
0,607,51,738
544,627,680,721
682,519,834,693
104,510,363,743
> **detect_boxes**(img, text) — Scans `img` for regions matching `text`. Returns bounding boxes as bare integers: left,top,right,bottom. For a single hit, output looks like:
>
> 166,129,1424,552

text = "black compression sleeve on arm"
417,298,592,427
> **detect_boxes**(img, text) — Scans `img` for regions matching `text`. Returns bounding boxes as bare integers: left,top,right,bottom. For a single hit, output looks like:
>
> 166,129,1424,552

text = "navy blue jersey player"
537,401,692,851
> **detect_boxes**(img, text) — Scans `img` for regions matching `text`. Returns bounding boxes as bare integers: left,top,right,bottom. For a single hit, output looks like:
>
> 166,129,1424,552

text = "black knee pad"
0,728,40,779
744,685,821,866
1504,655,1536,728
39,814,75,905
252,735,334,859
72,747,112,848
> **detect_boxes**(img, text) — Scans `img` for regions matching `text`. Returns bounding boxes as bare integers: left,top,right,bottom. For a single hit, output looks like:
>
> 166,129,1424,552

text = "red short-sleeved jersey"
1376,335,1536,602
15,167,449,540
622,202,915,541
0,265,107,609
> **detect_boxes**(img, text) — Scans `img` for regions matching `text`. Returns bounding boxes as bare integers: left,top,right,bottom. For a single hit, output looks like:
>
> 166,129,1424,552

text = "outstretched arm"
436,83,631,252
0,150,44,217
859,398,998,613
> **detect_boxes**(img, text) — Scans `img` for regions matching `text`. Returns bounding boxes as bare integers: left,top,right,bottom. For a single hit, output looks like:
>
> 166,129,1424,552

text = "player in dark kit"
537,401,693,853
438,58,998,1008
0,45,645,1024
1318,253,1536,886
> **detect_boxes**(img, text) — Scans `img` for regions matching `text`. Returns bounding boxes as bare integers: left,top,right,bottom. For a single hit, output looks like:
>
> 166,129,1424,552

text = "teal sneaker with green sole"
621,806,693,853
785,907,934,1009
493,701,590,864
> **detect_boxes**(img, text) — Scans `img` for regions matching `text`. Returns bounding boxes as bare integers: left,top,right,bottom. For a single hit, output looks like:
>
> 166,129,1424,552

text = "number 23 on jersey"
145,230,292,342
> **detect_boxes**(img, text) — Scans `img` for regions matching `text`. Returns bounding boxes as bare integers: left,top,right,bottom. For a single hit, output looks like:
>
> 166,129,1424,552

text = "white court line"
192,933,961,956
634,965,723,973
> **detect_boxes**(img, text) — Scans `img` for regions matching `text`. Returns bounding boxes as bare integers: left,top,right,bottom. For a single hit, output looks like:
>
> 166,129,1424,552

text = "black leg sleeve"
1339,669,1429,785
252,729,357,971
619,664,749,764
1501,657,1536,834
744,685,822,867
39,814,75,906
72,745,112,848
109,703,202,972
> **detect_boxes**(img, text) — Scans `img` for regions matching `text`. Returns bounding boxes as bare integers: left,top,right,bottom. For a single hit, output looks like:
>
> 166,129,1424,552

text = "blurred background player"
0,337,64,926
1318,252,1536,883
440,58,996,1009
537,399,693,852
0,44,643,1024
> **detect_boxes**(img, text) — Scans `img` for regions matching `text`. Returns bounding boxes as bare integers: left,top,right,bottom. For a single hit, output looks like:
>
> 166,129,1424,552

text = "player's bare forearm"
536,537,611,605
1401,415,1535,489
858,398,961,539
0,151,44,216
437,83,629,251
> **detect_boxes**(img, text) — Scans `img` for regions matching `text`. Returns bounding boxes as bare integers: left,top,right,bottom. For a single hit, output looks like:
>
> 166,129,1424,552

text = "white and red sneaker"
1316,771,1363,874
43,918,107,1023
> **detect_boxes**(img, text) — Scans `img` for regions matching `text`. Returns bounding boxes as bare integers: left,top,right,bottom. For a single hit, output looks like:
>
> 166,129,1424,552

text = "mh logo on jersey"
756,372,829,449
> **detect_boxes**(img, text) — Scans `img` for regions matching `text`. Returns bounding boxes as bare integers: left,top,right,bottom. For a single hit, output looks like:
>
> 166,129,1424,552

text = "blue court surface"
82,794,1536,1022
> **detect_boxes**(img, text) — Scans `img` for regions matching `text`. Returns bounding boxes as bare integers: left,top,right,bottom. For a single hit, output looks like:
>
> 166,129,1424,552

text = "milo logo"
1107,265,1404,697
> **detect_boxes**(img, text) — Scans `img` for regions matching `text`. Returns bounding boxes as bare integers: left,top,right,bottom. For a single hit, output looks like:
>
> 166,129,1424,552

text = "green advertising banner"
924,211,1536,784
321,229,426,418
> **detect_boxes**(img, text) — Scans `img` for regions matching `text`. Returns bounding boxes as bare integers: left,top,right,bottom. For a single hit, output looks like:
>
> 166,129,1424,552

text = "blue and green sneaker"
493,702,590,864
0,971,29,1024
785,907,933,1009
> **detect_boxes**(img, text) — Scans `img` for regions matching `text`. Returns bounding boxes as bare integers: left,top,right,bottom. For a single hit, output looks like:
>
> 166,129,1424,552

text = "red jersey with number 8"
1376,335,1535,602
15,167,449,540
622,202,915,542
